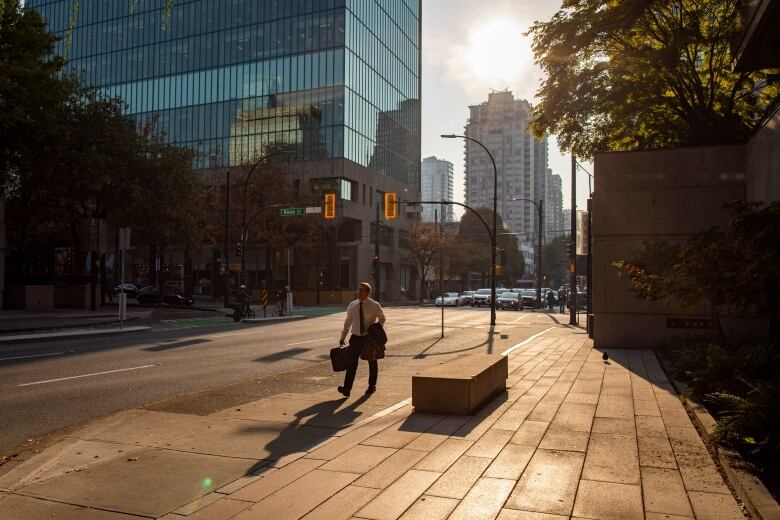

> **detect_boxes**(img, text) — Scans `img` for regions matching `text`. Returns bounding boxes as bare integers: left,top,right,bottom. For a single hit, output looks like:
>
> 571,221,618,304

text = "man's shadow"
245,394,370,475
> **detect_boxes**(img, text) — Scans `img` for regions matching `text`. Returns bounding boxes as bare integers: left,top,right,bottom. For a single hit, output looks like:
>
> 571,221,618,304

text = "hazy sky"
421,0,592,213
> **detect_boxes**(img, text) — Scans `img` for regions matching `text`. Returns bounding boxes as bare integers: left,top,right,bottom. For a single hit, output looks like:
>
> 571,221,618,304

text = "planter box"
412,354,508,415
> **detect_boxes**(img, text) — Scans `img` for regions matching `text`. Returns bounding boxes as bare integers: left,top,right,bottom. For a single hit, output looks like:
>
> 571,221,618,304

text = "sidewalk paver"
356,469,441,520
0,317,748,520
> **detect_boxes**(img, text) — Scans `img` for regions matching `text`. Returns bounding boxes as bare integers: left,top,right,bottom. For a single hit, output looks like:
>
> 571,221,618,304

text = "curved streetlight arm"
243,152,285,202
399,200,494,244
244,200,320,236
442,133,499,326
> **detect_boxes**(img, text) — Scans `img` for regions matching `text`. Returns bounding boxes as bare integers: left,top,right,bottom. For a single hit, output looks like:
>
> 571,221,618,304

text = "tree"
408,223,444,301
450,208,524,288
528,0,780,158
613,201,780,342
541,234,571,288
1,1,70,192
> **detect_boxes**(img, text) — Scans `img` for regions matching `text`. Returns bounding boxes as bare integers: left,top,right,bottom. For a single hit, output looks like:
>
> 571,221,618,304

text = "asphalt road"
0,306,557,456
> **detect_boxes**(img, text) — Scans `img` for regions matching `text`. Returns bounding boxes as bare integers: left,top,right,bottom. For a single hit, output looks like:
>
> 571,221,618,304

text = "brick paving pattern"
176,325,745,519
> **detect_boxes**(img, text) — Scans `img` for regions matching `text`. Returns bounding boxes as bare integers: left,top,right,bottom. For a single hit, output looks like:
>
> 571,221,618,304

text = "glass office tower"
29,0,422,301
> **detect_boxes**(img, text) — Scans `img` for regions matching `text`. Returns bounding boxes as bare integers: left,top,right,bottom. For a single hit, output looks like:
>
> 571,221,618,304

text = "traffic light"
372,255,380,265
384,192,397,219
543,274,549,282
494,265,502,277
324,193,336,220
235,242,243,257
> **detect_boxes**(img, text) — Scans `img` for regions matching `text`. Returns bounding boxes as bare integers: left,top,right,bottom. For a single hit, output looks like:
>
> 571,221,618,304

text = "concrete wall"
746,106,780,202
592,145,746,348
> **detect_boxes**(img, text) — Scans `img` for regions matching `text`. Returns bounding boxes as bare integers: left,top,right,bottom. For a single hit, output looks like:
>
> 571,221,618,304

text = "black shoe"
337,386,350,397
365,386,376,395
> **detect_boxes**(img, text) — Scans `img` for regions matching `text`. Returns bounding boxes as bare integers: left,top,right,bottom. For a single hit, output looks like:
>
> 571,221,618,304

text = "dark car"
136,286,194,306
496,291,521,310
520,289,539,309
112,283,140,298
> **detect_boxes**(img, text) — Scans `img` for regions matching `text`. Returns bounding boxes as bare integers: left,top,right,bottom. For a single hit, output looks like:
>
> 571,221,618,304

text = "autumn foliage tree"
529,0,780,158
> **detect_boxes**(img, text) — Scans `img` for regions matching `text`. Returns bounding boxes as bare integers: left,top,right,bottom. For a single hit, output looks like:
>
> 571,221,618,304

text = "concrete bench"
412,354,508,415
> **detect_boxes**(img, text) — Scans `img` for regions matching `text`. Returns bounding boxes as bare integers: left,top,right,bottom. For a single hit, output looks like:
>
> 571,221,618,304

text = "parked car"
136,286,194,306
471,288,493,307
459,291,475,305
519,289,539,309
112,283,140,298
496,291,521,310
435,292,461,306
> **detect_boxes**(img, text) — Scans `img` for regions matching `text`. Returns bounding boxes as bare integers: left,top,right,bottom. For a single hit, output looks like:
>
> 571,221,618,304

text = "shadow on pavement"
244,395,370,475
254,347,312,363
143,338,210,352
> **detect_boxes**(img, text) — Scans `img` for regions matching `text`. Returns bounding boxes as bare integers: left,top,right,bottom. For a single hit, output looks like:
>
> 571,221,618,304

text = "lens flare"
201,477,214,491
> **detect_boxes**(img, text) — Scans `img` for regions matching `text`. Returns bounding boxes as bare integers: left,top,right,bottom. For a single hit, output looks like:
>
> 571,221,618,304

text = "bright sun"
463,19,534,88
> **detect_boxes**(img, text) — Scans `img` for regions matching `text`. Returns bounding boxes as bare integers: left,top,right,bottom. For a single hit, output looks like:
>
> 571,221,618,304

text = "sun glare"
463,19,534,88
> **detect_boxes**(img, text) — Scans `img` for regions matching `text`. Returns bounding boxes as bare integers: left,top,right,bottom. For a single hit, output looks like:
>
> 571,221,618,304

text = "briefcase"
330,346,349,372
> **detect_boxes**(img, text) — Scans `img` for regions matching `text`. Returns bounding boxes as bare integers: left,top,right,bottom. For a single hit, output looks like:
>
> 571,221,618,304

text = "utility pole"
224,168,230,309
537,199,543,310
437,206,444,339
375,201,381,303
570,155,577,325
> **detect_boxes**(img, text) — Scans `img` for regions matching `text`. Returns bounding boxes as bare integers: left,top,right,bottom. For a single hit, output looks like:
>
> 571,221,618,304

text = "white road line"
501,327,555,357
514,314,531,322
287,338,331,346
0,352,65,362
18,364,158,387
212,330,265,338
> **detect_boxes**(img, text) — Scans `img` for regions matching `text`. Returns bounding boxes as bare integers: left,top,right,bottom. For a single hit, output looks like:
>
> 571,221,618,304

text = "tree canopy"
529,0,780,158
451,208,525,287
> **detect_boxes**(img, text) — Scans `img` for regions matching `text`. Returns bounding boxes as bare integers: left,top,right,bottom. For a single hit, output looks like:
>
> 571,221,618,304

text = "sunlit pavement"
0,306,545,458
0,313,743,519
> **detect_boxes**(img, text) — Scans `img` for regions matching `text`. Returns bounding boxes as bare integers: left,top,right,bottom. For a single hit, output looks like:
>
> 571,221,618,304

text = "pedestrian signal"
235,242,244,257
324,193,336,220
384,192,397,220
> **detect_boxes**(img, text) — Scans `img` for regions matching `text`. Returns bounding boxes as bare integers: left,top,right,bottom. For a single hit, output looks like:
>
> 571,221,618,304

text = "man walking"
338,282,386,397
558,288,567,314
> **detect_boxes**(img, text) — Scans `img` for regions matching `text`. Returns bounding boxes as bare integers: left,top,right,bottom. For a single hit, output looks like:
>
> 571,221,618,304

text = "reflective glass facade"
29,0,420,186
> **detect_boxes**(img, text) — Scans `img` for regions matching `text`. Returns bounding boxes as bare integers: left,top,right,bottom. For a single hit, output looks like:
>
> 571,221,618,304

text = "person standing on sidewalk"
558,288,567,314
338,282,386,397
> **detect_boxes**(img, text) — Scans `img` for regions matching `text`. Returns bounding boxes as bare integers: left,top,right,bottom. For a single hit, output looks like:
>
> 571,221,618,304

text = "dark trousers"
343,334,378,392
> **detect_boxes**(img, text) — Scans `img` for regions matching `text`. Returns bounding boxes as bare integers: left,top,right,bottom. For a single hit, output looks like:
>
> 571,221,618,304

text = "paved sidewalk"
0,324,744,519
0,310,149,334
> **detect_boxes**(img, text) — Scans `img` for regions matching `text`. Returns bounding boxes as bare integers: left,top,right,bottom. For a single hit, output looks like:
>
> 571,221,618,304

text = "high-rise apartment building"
420,156,454,223
29,0,422,301
464,91,560,248
546,172,564,238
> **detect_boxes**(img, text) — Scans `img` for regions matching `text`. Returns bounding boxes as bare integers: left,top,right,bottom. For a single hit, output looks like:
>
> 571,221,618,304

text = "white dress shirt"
341,297,386,341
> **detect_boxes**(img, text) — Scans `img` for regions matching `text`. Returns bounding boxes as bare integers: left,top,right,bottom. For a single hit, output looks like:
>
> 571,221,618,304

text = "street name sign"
280,207,306,217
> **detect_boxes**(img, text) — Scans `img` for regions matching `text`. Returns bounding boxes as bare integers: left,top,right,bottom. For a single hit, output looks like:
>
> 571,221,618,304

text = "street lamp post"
240,152,284,288
510,198,544,309
442,134,498,326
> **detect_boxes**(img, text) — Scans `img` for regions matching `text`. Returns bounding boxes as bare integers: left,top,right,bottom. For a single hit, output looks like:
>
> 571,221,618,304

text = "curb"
0,326,151,345
0,316,143,336
656,352,780,520
242,315,308,324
